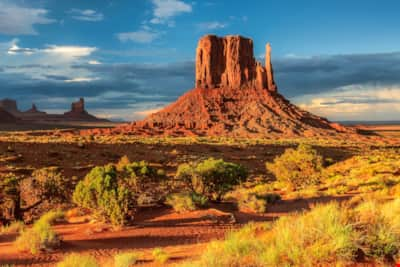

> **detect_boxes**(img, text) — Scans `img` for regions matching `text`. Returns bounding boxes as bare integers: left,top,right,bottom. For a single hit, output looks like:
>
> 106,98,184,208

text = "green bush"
266,144,323,190
165,192,208,213
152,247,170,264
114,252,139,267
72,165,134,226
176,158,247,201
15,212,61,254
165,193,196,212
57,254,99,267
116,157,165,192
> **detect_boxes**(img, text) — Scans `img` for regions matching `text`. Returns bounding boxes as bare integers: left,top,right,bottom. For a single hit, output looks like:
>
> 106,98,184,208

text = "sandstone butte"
88,35,354,138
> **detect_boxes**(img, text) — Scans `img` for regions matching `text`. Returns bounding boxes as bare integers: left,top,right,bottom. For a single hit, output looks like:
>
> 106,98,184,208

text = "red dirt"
0,196,353,266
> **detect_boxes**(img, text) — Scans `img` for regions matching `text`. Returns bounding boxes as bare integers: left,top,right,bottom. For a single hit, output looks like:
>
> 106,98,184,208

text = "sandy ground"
0,196,353,266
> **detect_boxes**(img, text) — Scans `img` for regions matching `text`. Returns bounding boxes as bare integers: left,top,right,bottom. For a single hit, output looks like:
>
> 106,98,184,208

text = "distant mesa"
0,97,107,124
63,98,103,121
103,34,352,138
0,107,17,123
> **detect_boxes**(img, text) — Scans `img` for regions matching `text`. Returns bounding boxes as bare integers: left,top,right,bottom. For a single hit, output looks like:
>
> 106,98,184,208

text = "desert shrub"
0,174,23,220
152,247,170,264
238,193,267,213
37,210,65,225
180,203,357,267
165,193,196,212
259,202,357,266
57,254,99,267
15,212,61,254
227,187,281,213
72,165,134,226
0,220,25,234
352,199,400,260
193,223,264,267
165,192,208,213
114,252,139,267
176,158,248,201
266,144,323,190
31,167,69,202
116,157,165,192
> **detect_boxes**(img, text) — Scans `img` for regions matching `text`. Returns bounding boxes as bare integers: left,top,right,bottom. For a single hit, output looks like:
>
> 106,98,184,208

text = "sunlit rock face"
90,35,352,137
195,35,276,92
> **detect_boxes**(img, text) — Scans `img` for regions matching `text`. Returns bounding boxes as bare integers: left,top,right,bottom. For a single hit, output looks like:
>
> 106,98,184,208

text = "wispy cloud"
64,77,100,83
43,45,97,58
197,21,227,30
117,29,161,43
296,85,400,121
67,9,104,22
149,0,192,26
0,1,55,35
6,40,97,59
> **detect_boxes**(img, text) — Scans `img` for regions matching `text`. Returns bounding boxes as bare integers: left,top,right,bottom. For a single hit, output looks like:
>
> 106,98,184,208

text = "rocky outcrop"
0,99,20,115
68,98,85,114
195,35,276,91
24,104,46,115
0,98,107,123
88,34,353,138
0,108,17,123
265,43,277,92
64,98,108,121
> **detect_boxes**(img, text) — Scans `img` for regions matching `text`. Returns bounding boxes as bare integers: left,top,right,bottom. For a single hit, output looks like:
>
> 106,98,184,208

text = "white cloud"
6,41,97,60
295,84,400,121
68,9,104,22
197,21,227,30
1,39,98,82
117,29,160,43
43,45,97,58
88,60,102,65
64,77,100,83
150,0,192,25
0,1,55,35
7,39,36,55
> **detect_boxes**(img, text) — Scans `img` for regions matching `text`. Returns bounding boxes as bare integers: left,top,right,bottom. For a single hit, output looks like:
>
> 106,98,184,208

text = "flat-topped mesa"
195,35,276,91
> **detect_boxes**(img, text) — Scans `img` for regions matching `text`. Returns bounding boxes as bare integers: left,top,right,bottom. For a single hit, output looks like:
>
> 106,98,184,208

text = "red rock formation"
0,108,17,123
195,35,272,91
24,104,46,115
88,35,353,137
0,99,20,115
265,43,277,92
64,98,107,121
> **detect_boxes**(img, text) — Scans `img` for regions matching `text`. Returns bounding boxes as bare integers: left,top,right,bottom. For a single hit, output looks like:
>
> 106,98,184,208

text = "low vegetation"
176,158,247,201
152,247,170,264
114,252,139,267
179,198,400,266
57,254,99,267
72,165,134,226
266,144,323,190
15,210,63,254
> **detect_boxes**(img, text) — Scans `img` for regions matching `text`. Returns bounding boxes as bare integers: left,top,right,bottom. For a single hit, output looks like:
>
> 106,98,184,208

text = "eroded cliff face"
195,35,276,91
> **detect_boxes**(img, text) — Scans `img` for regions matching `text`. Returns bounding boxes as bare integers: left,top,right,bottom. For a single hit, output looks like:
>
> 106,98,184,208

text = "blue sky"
1,0,400,121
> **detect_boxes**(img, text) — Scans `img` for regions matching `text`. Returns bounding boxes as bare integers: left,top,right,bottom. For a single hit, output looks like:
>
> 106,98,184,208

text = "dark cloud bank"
1,51,400,119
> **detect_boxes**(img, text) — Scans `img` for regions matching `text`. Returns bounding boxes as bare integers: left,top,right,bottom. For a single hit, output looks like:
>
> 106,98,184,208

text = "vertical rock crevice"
195,35,276,91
